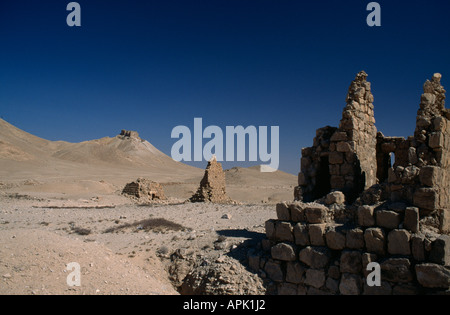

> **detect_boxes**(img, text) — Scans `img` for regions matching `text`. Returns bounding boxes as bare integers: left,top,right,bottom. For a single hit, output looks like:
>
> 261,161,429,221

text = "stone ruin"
119,130,140,139
122,178,166,201
255,72,450,295
190,156,232,204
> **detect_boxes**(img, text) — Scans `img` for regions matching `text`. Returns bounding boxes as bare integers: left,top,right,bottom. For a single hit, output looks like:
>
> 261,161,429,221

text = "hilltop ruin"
257,72,450,295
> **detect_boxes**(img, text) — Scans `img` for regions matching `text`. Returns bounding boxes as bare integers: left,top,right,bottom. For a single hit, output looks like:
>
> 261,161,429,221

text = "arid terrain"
0,118,296,295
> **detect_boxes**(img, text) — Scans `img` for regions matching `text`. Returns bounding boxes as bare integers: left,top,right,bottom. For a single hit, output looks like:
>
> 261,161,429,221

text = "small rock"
221,214,232,220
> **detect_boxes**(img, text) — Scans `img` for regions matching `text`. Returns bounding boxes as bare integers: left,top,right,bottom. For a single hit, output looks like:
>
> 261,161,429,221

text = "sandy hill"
0,118,201,182
0,119,297,203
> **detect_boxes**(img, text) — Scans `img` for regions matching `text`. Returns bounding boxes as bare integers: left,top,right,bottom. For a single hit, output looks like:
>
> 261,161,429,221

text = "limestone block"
289,202,306,223
411,234,425,262
414,188,438,213
264,260,284,282
381,258,413,283
415,263,450,289
404,207,419,233
346,228,365,250
309,224,326,246
293,223,310,246
304,269,326,289
429,235,450,266
305,204,328,224
329,151,344,164
274,221,294,242
364,228,386,255
325,227,346,250
276,202,291,221
358,205,375,227
388,229,411,255
339,274,363,295
419,166,441,187
340,251,362,274
376,210,401,230
271,243,297,262
286,262,306,284
299,246,331,269
325,191,346,205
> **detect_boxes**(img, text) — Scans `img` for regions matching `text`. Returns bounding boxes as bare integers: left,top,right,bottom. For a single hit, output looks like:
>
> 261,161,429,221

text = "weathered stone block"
419,166,441,187
440,209,450,234
337,142,352,153
346,228,365,250
298,172,307,186
414,188,438,213
339,273,363,295
429,235,450,266
325,191,345,205
329,151,344,164
264,260,284,282
293,223,310,246
388,229,411,255
331,131,348,142
325,227,346,250
381,258,413,283
305,205,328,224
404,207,419,233
309,224,326,246
289,202,306,222
271,243,297,262
429,132,443,149
433,116,446,132
411,234,426,261
304,269,326,289
328,265,340,280
286,262,305,284
415,263,450,289
299,246,331,269
340,251,362,274
376,210,401,230
274,221,294,242
325,277,339,294
276,202,290,221
358,205,375,227
364,228,386,255
265,220,276,240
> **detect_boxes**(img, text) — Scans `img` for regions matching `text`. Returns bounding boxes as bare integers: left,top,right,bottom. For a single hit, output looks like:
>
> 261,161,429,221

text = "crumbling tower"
297,71,377,203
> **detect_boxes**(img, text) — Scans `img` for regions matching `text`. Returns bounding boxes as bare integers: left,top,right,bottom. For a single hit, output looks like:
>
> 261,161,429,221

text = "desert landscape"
2,71,450,296
1,1,450,297
0,117,296,295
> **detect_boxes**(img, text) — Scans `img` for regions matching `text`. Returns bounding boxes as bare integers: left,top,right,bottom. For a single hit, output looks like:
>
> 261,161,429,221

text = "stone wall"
296,72,450,234
122,178,166,201
297,71,377,203
255,195,450,295
266,72,450,295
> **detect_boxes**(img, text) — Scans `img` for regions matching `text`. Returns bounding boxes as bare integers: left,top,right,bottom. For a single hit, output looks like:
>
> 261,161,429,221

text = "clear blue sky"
1,0,449,174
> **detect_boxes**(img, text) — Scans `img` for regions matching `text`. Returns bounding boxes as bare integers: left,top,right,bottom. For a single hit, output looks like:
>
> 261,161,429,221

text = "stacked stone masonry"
261,72,450,295
258,196,450,295
296,72,450,234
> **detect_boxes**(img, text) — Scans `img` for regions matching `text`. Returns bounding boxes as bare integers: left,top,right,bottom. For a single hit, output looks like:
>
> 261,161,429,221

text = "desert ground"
0,118,296,295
